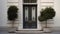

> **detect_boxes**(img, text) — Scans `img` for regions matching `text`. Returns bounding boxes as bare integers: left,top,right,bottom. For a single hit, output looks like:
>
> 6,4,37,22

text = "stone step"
16,30,43,34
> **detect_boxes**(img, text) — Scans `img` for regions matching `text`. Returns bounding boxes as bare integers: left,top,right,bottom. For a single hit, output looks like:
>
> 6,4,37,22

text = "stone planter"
40,21,46,30
7,20,19,33
43,27,52,33
43,19,54,33
8,27,16,33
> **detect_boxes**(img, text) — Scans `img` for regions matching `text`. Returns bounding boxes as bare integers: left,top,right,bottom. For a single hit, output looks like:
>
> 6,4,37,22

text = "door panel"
23,5,37,29
25,7,28,21
32,7,36,21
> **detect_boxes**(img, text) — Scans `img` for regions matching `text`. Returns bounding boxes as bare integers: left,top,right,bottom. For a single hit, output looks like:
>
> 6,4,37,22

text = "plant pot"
43,27,52,33
8,20,19,33
43,19,54,33
40,21,46,31
8,27,16,33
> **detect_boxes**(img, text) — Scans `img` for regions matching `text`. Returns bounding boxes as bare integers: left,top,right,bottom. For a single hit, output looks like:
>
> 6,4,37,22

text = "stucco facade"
0,0,60,30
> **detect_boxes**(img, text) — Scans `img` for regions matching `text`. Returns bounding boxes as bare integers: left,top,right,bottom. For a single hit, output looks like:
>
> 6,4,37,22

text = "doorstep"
16,30,43,34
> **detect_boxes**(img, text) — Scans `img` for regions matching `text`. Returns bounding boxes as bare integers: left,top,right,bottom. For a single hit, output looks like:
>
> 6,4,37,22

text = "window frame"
23,0,37,3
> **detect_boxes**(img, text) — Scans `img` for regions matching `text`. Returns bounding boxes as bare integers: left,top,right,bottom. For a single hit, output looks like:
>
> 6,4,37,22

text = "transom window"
23,0,37,3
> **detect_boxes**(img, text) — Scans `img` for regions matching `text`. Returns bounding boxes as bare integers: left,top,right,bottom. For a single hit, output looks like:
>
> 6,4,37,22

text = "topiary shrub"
7,6,18,28
7,6,18,21
38,7,56,28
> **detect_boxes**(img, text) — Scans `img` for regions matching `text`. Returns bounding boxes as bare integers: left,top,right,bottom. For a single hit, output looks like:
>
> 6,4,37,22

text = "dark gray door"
23,5,37,29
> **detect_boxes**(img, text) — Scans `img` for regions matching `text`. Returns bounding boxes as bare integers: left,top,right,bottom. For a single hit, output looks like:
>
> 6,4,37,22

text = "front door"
23,5,37,29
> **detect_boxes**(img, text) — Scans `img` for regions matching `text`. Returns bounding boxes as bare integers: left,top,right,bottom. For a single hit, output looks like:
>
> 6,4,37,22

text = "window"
23,0,37,3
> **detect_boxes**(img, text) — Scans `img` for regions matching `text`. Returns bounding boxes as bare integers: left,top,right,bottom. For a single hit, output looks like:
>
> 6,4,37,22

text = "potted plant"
38,7,55,32
38,9,47,31
7,6,18,33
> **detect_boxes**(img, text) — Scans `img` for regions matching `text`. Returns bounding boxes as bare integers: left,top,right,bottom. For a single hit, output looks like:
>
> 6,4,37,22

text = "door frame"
22,4,40,30
18,0,41,30
23,5,37,29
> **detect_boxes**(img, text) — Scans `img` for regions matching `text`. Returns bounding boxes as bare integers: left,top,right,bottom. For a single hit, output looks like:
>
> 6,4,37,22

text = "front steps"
16,30,43,34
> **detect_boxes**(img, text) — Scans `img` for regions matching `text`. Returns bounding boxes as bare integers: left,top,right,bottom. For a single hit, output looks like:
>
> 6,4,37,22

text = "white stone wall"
54,0,60,27
1,0,60,30
40,0,54,9
0,0,7,27
18,0,23,30
7,0,19,8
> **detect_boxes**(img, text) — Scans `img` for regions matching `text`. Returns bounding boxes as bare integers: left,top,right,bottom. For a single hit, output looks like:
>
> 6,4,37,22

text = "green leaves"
7,6,18,20
38,7,55,22
38,16,47,22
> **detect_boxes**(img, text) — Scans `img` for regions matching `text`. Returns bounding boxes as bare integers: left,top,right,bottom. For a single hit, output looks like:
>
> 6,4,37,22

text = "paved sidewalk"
0,27,60,34
0,30,60,34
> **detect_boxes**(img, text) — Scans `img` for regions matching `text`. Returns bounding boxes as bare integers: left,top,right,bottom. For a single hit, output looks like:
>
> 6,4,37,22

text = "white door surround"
18,0,41,30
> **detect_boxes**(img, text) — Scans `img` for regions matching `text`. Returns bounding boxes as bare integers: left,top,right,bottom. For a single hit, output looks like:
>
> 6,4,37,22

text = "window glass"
23,0,37,3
